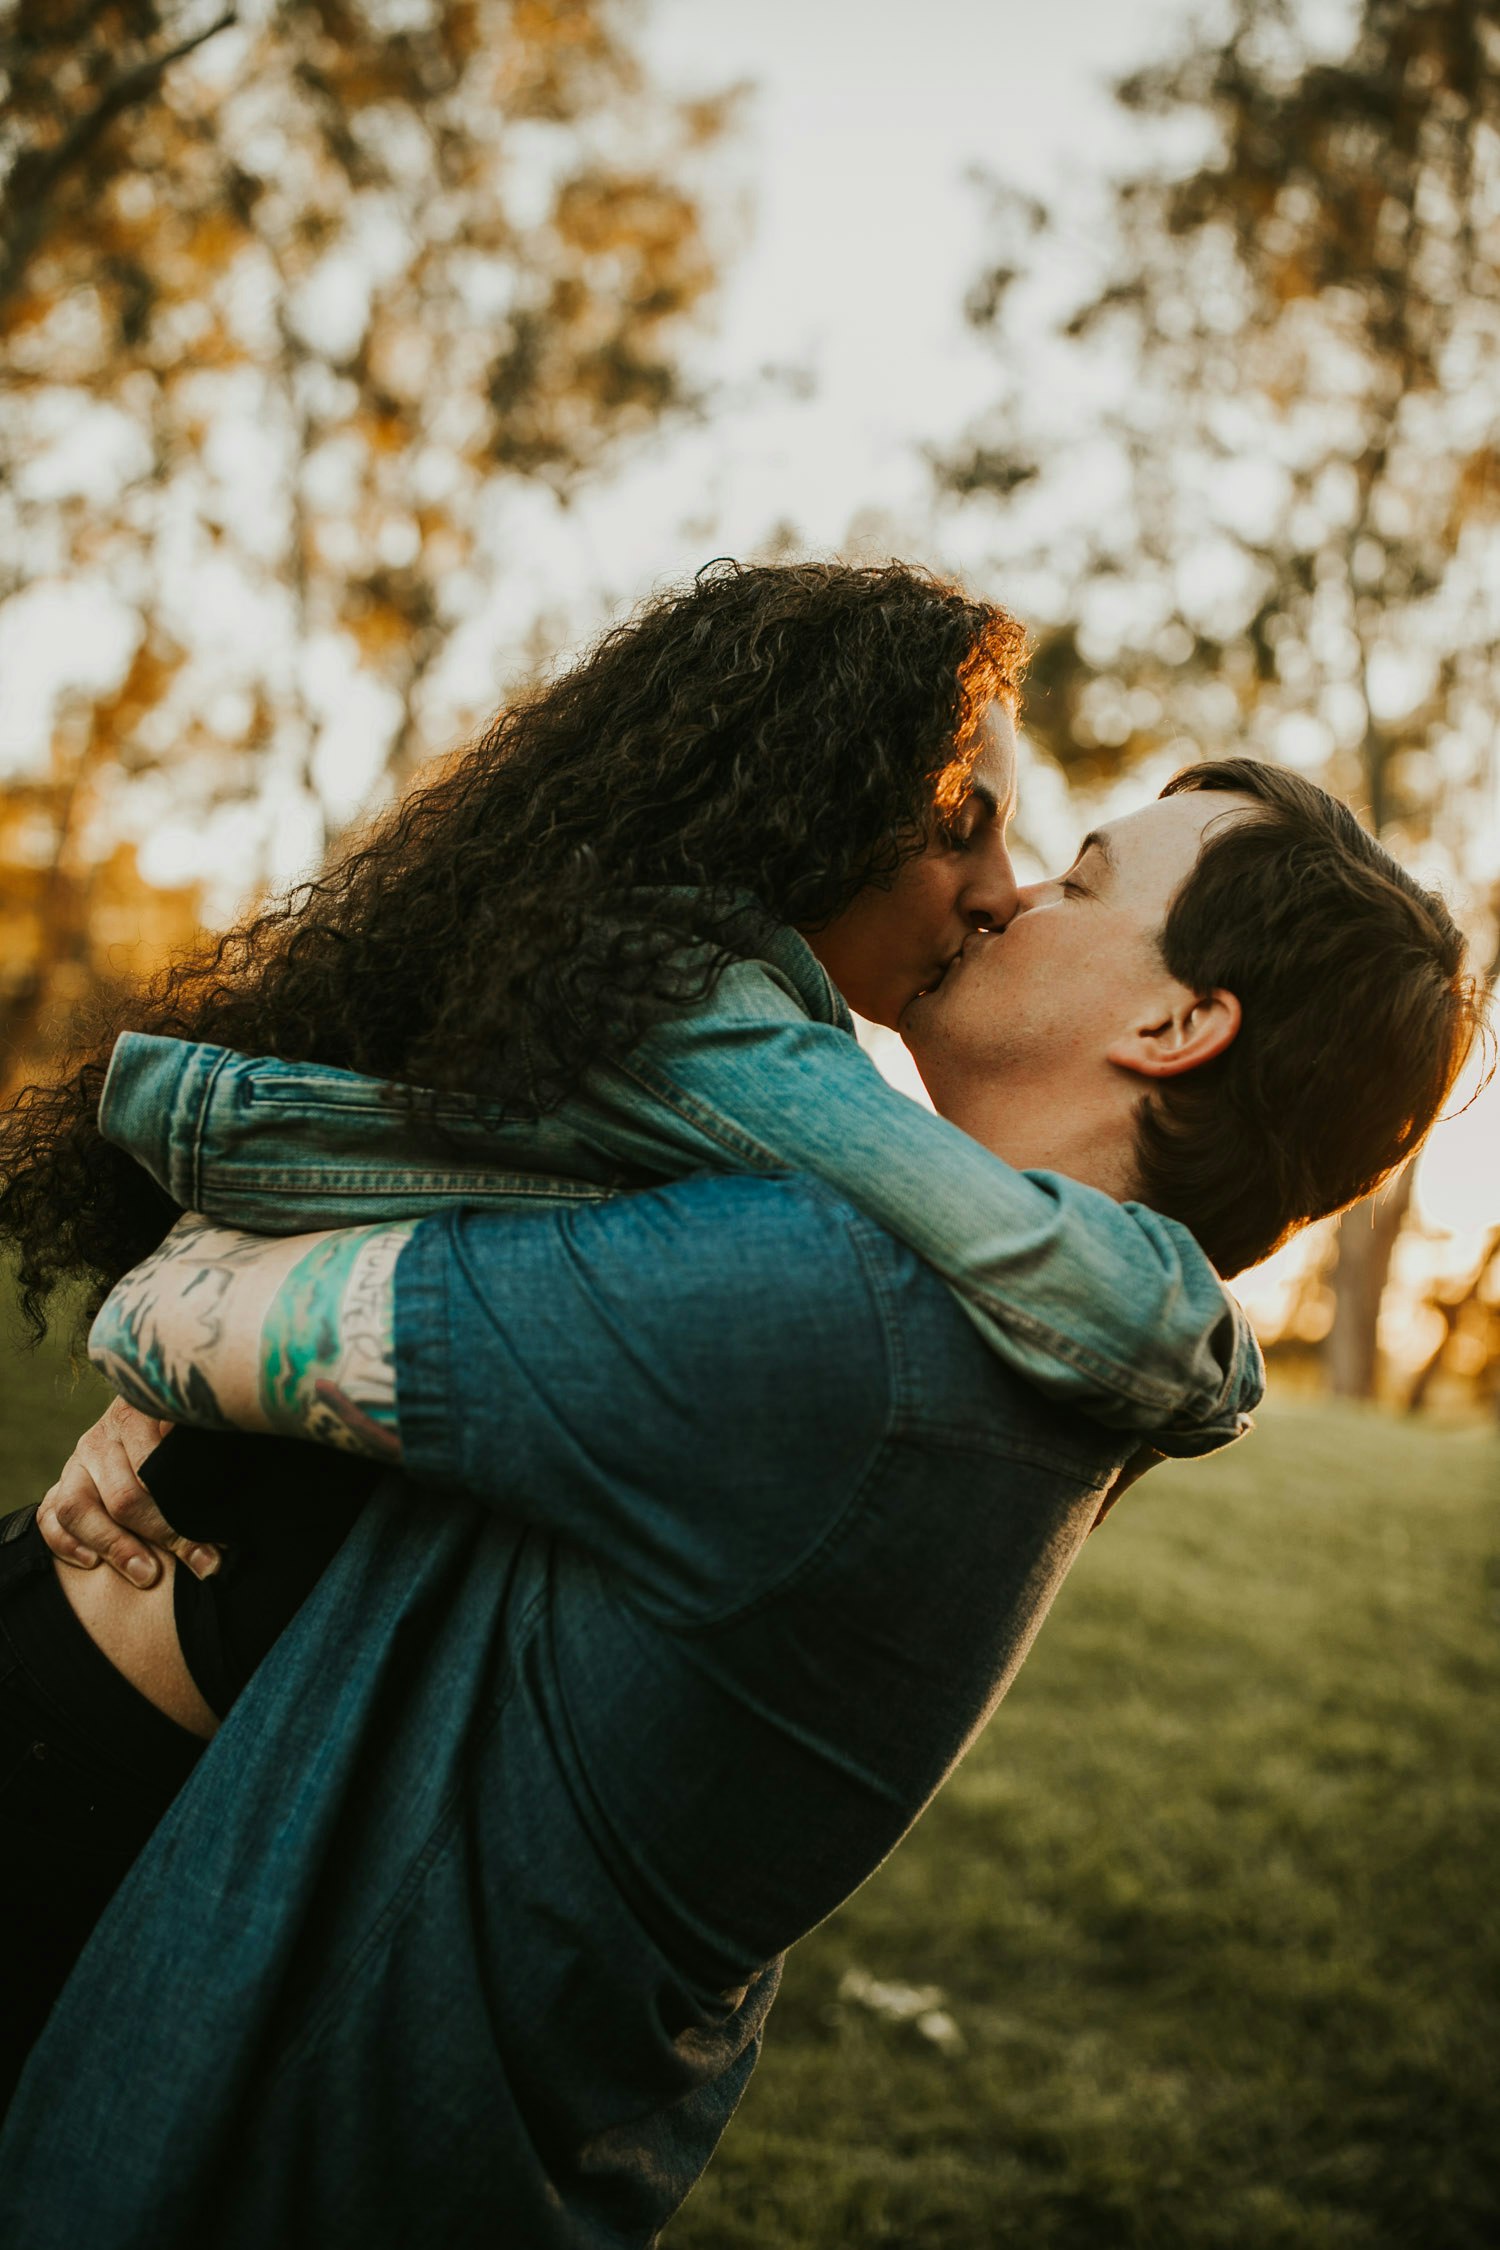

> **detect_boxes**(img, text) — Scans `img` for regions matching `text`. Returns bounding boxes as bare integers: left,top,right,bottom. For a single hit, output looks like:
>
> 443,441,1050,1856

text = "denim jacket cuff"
98,1032,234,1210
1148,1312,1265,1457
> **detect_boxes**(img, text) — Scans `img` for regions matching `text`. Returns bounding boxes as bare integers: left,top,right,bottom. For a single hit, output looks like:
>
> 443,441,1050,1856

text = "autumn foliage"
0,0,730,1063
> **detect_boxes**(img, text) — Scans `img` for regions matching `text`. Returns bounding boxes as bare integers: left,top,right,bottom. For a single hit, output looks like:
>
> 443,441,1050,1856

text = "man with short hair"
910,759,1472,1280
1,766,1478,2249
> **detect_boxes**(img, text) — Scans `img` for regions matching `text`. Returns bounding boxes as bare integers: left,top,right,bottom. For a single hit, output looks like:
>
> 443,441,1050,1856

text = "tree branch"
0,0,118,79
0,6,239,322
1406,1228,1500,1415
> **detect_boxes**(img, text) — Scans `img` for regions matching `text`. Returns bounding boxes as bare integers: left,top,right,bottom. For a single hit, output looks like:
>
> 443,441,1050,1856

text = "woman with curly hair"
0,560,1252,2120
5,558,1033,1317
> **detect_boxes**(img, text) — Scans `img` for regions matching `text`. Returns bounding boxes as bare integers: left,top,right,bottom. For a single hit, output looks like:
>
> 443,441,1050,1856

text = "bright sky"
515,0,1215,608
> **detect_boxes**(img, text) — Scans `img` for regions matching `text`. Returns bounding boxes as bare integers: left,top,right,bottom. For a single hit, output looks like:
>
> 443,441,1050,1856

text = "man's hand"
38,1395,221,1589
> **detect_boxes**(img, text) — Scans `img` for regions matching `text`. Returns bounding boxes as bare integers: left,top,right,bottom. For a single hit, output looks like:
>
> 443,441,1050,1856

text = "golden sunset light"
1,4,1496,2242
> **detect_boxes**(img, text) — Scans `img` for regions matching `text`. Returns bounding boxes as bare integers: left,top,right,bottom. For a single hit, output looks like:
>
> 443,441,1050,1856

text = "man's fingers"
37,1399,205,1587
38,1484,100,1569
70,1425,179,1545
43,1480,163,1586
39,1432,180,1584
99,1394,174,1473
164,1534,222,1580
39,1482,220,1584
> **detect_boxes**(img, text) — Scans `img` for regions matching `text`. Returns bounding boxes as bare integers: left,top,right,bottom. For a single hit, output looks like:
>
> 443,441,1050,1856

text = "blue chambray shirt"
1,1176,1124,2249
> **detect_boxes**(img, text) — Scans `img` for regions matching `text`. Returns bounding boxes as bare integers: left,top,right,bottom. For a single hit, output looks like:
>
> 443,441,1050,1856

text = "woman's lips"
906,926,1002,1019
909,936,975,1009
939,927,999,983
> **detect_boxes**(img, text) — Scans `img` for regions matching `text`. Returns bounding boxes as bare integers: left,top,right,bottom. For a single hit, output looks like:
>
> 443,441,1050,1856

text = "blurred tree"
1406,1222,1500,1412
941,0,1500,1395
0,764,202,1090
0,0,731,1061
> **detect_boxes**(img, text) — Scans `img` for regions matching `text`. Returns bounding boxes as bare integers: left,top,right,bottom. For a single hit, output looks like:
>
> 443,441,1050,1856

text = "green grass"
2,1307,1495,2247
0,1287,113,1515
664,1404,1499,2250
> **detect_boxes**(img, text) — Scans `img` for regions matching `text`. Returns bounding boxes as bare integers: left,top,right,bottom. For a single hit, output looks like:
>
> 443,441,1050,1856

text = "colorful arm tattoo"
89,1213,418,1464
258,1224,416,1462
88,1216,261,1430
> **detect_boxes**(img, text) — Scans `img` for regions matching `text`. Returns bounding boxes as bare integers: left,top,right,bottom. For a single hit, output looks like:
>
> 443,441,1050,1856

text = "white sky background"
605,0,1193,561
503,0,1221,676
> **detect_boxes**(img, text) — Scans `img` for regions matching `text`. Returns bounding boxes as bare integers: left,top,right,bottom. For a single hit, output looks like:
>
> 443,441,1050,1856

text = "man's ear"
1105,988,1241,1080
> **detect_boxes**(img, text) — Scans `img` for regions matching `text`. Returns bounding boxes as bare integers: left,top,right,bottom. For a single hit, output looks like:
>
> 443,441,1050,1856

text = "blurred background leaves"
0,0,731,1060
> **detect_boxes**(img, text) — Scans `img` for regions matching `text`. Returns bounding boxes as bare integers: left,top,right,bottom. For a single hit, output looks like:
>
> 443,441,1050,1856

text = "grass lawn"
3,1305,1495,2247
0,1289,114,1516
665,1403,1499,2250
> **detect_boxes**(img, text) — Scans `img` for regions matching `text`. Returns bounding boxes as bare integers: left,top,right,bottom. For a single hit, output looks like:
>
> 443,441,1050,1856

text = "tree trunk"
1324,1167,1415,1400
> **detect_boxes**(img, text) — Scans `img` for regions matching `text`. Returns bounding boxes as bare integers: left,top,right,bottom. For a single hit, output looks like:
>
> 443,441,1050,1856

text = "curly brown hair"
1,559,1027,1337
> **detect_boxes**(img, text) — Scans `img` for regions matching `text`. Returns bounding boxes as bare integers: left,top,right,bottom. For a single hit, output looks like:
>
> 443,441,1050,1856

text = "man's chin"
899,958,955,1036
895,997,940,1080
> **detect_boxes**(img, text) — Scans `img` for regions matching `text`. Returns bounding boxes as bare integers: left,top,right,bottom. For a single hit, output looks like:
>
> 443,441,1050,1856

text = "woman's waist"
0,1507,211,1773
141,1429,376,1713
55,1536,219,1736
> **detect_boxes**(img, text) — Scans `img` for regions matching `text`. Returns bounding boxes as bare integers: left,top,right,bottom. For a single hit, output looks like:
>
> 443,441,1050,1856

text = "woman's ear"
1106,988,1242,1080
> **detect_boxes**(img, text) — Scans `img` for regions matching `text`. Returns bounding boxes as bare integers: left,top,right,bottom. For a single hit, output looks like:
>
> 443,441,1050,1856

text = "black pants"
0,1506,204,2115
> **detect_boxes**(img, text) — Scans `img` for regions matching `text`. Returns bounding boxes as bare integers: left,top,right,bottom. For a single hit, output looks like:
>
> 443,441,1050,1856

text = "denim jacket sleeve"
98,953,1261,1456
600,962,1261,1454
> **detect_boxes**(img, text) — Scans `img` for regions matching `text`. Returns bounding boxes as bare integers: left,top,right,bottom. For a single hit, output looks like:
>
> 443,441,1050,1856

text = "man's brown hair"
1134,758,1485,1277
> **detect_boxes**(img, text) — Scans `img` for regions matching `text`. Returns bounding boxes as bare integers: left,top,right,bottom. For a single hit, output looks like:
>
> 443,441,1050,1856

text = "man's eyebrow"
1075,828,1116,875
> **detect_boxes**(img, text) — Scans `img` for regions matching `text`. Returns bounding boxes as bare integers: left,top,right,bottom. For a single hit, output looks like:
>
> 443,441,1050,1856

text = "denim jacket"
3,1174,1130,2249
97,922,1261,1452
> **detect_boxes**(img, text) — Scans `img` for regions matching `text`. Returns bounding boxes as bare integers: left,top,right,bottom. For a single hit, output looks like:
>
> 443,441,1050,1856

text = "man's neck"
943,1091,1142,1203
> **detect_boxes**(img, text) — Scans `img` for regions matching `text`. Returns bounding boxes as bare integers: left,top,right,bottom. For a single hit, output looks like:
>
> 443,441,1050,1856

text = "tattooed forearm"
88,1216,267,1429
90,1347,229,1429
259,1224,415,1461
88,1211,418,1460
